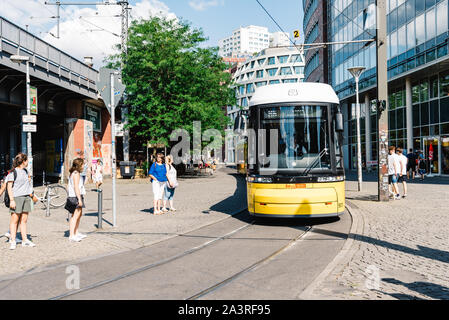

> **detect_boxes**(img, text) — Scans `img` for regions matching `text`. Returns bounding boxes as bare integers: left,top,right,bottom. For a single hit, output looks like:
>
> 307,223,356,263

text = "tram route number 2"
293,30,300,39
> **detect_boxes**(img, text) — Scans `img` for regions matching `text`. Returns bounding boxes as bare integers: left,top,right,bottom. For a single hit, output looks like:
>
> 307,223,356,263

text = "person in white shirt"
396,147,408,198
387,146,401,200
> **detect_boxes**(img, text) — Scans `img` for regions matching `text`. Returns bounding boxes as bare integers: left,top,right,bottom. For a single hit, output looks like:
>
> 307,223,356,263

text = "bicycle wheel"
48,185,68,208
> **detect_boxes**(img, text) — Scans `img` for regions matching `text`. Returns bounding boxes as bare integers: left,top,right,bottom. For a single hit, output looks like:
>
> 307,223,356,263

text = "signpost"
98,68,125,227
22,115,37,123
23,124,37,132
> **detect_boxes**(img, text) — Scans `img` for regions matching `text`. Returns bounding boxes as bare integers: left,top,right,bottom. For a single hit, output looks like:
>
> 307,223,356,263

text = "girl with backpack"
162,155,178,212
65,158,87,242
5,153,37,250
149,153,168,215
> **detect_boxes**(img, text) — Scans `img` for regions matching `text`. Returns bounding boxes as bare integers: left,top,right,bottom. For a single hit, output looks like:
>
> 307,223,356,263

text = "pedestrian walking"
162,155,178,212
5,153,37,250
418,155,427,180
388,146,401,200
65,158,87,242
92,159,103,190
397,147,408,198
149,153,168,215
406,148,417,179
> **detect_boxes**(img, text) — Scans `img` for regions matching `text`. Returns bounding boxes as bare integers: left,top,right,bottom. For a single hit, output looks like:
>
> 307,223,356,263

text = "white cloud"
0,0,176,68
188,0,224,11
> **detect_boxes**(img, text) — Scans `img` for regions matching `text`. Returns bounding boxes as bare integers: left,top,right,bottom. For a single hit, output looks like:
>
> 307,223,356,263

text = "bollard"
46,189,51,217
97,189,103,229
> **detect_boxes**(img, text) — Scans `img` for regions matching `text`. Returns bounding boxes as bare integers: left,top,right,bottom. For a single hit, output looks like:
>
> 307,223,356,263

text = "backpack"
4,169,28,208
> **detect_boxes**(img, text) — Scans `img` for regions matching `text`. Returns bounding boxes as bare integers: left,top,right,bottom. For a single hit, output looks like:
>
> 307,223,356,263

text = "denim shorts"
164,185,175,200
388,174,398,184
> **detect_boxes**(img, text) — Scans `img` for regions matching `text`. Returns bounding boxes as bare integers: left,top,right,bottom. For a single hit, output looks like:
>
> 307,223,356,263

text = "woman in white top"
65,158,87,242
162,155,178,212
6,153,38,250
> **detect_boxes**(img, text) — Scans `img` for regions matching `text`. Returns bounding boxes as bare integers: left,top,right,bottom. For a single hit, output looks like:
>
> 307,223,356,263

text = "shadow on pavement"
381,278,449,300
311,228,449,266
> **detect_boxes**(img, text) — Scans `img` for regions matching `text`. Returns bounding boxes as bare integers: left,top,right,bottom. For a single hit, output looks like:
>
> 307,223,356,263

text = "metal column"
376,0,390,201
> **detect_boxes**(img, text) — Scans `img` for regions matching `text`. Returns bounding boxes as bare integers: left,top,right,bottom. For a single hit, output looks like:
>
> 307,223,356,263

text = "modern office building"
270,31,291,47
302,0,329,83
219,25,271,58
324,0,449,175
225,47,306,163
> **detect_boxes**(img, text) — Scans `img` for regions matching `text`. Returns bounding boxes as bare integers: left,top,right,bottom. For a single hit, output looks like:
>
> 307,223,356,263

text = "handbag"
64,197,79,212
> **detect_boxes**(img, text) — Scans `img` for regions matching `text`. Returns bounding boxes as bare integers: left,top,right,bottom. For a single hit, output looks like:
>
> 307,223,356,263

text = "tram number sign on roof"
23,124,37,132
293,30,300,39
22,115,37,123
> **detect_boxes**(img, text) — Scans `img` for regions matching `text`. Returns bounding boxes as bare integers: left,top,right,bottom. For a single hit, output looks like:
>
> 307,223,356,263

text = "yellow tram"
240,83,345,218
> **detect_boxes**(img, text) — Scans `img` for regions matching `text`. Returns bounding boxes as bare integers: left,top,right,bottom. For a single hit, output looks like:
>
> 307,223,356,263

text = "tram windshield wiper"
300,148,328,176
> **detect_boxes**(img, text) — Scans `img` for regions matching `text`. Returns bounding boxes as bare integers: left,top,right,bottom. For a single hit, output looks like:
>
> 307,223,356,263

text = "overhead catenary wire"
79,16,120,37
254,0,304,53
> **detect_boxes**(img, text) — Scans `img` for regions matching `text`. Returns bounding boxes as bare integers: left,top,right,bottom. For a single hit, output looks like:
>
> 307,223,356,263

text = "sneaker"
76,233,87,240
9,240,16,250
170,208,177,212
161,208,168,213
69,236,81,242
394,195,401,200
5,232,21,243
402,194,407,198
22,240,36,247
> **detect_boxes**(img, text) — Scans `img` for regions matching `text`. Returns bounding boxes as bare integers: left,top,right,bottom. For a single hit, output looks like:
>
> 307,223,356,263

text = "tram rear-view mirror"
335,112,344,132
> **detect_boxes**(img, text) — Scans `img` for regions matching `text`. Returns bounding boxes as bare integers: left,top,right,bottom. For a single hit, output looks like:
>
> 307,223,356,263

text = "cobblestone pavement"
304,172,449,300
0,166,246,278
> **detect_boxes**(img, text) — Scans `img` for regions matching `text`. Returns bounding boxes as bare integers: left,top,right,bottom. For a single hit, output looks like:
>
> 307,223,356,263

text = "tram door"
423,137,440,175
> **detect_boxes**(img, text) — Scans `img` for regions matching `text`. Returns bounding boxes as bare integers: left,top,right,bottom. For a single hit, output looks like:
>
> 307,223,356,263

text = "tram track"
49,209,256,300
49,215,314,300
186,226,313,300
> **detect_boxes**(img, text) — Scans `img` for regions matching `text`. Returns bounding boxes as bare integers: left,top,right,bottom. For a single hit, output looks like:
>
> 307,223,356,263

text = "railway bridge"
0,16,112,181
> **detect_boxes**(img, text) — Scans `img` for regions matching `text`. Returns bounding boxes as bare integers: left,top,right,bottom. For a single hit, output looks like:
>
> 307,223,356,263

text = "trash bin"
119,161,137,179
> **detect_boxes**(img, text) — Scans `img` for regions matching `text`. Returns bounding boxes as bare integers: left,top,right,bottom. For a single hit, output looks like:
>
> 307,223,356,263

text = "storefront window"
440,97,449,122
412,84,420,103
413,104,420,126
421,102,430,125
439,71,449,97
420,81,429,101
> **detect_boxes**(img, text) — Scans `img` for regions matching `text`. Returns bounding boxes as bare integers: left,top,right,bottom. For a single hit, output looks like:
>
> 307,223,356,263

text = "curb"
298,200,364,300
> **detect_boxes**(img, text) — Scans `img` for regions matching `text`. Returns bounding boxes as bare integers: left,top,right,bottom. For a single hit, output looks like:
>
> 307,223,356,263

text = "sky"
0,0,304,68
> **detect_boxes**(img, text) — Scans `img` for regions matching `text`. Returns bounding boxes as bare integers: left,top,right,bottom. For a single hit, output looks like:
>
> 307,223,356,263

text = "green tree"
115,16,235,147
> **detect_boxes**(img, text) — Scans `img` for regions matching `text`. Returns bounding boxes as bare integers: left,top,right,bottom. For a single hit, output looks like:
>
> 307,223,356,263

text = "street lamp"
348,66,366,192
10,55,33,184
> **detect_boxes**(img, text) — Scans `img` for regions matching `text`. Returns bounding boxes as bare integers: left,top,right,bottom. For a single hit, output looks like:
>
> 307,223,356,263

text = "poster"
30,86,38,114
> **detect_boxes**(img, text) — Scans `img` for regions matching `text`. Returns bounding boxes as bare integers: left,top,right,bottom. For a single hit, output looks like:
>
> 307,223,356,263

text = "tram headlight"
247,176,273,183
317,176,345,182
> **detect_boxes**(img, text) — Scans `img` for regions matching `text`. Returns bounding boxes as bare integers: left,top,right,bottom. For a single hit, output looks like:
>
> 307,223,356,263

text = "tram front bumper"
248,183,345,217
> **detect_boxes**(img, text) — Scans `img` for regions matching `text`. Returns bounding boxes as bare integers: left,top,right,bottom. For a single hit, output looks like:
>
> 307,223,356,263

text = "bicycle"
35,172,68,209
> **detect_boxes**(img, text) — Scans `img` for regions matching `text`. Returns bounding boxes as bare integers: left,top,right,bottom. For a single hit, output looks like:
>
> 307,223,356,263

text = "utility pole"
110,72,117,227
118,1,130,162
376,0,389,202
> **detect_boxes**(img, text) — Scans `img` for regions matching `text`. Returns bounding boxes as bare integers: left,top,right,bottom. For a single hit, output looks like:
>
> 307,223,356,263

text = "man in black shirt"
406,148,417,179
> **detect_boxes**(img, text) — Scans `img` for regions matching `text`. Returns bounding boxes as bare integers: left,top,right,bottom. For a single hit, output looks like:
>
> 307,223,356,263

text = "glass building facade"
327,0,449,174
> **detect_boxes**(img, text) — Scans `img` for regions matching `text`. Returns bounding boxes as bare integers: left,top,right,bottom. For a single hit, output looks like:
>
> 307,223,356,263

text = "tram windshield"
258,105,331,174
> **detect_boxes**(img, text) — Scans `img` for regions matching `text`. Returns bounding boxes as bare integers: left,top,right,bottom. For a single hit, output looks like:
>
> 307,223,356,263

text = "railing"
0,16,98,91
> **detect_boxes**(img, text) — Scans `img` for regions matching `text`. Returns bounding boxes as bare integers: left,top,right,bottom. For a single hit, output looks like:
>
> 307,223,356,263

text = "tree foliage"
115,16,235,146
